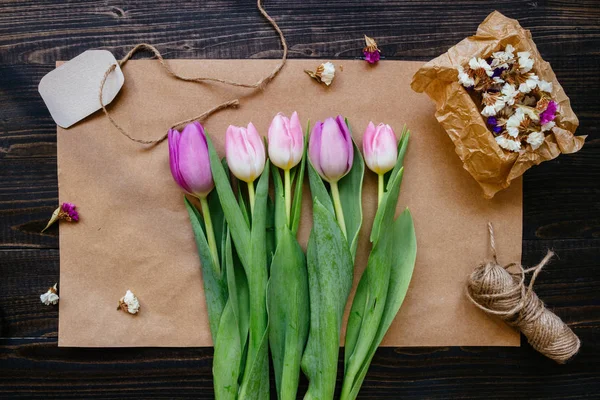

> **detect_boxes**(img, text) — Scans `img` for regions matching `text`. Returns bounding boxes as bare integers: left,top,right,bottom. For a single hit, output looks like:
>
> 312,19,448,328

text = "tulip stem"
378,173,384,205
284,169,291,225
200,196,220,273
330,181,347,239
247,181,255,216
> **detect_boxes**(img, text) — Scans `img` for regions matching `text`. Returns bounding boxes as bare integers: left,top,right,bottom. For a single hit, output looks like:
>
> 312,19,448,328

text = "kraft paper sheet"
57,59,521,347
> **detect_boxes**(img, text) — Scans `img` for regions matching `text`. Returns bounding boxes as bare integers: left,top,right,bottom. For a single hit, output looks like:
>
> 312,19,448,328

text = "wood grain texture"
0,0,599,398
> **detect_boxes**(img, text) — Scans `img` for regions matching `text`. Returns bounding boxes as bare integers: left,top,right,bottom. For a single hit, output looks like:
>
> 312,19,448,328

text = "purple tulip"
363,122,398,175
225,122,266,183
268,111,304,171
168,121,214,199
309,116,354,183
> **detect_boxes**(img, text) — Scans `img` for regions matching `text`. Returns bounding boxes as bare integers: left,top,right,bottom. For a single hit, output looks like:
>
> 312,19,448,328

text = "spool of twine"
466,223,580,363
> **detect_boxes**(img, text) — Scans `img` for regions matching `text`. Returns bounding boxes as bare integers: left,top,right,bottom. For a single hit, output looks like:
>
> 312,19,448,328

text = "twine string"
98,0,287,146
466,223,580,364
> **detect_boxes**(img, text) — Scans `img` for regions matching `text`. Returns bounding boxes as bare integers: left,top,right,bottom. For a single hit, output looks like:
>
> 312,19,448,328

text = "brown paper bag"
411,11,585,199
57,59,521,347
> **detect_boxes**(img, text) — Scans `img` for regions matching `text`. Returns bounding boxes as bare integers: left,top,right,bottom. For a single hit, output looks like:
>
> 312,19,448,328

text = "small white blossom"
517,51,534,73
526,131,545,150
482,105,497,117
493,76,505,84
305,62,336,86
469,57,494,77
490,44,515,69
496,135,522,152
518,73,540,93
538,80,553,93
457,65,475,87
541,121,556,132
317,62,335,86
118,290,140,315
505,108,525,138
40,284,59,306
501,83,519,106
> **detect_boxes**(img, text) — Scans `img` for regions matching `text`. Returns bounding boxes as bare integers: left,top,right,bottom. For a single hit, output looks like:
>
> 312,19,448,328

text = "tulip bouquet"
169,114,416,400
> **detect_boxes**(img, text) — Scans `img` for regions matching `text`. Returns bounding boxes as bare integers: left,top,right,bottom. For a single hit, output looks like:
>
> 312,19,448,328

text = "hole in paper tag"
38,50,125,128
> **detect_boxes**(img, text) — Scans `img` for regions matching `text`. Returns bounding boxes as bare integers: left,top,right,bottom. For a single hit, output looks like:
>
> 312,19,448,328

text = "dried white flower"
493,76,505,84
118,290,140,315
469,57,494,77
490,44,515,69
526,131,545,150
457,65,475,87
40,284,59,306
481,105,497,117
517,51,534,73
538,80,553,93
541,121,556,132
505,108,525,138
496,135,522,152
305,62,336,86
518,73,540,94
501,83,519,106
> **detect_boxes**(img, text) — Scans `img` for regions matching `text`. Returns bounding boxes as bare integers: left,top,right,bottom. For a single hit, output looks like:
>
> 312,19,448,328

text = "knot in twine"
466,223,580,363
98,0,287,146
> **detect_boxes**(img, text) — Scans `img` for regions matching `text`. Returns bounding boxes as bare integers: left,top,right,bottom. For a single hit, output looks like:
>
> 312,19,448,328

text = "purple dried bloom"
492,67,505,78
540,101,558,125
363,35,380,64
364,49,380,64
60,202,79,222
492,125,503,134
487,117,498,126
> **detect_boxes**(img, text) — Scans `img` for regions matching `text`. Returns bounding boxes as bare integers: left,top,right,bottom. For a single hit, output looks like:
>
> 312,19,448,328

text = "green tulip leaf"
268,228,309,400
370,167,404,244
338,133,365,260
290,130,309,235
184,197,227,343
239,162,270,399
307,159,335,216
343,209,417,400
207,136,251,268
384,126,410,189
271,165,287,245
301,198,354,400
213,232,248,400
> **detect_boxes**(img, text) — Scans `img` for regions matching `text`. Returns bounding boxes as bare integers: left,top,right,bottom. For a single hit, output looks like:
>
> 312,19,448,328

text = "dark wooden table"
1,1,598,398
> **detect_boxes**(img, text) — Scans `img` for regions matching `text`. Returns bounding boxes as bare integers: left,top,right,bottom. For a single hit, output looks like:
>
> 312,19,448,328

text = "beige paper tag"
38,50,124,128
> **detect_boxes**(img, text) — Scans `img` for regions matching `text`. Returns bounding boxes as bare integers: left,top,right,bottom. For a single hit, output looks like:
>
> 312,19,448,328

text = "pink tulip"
168,121,214,198
308,116,354,183
268,112,304,170
225,122,266,183
362,122,398,175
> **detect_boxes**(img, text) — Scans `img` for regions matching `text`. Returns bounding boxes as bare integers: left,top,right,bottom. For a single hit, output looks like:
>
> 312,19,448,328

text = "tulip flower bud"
308,116,354,183
168,121,214,198
225,122,266,183
362,122,398,175
268,111,304,171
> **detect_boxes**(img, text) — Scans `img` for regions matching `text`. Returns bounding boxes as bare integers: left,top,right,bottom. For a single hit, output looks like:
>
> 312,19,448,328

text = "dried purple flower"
41,202,80,232
539,101,558,125
487,117,503,134
61,202,79,222
363,35,381,64
492,67,505,78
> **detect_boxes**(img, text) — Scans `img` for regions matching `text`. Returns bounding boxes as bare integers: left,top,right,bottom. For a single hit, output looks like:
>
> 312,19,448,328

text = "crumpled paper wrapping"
411,11,586,198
